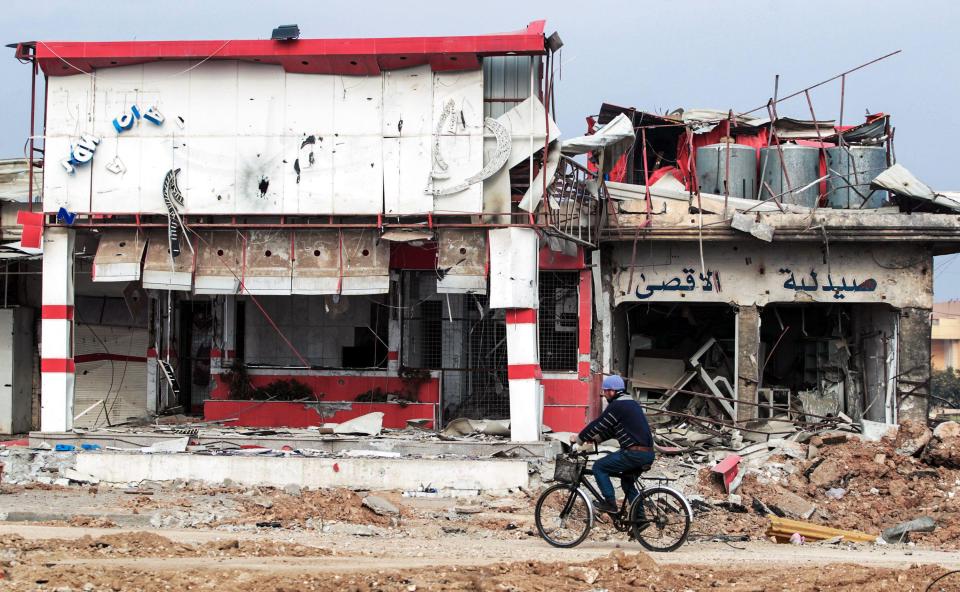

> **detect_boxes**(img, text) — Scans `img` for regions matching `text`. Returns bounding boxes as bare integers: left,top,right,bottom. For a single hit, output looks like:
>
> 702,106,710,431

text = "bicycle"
534,448,692,551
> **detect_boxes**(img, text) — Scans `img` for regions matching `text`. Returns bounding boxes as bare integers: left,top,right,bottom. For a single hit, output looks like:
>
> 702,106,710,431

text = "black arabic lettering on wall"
778,268,878,299
632,267,878,300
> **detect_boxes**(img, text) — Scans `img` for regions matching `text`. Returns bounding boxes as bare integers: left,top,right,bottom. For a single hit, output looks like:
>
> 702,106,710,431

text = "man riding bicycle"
569,375,655,514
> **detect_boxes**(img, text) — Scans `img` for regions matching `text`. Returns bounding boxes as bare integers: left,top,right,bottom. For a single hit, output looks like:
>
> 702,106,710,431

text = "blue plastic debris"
54,444,75,451
81,443,101,451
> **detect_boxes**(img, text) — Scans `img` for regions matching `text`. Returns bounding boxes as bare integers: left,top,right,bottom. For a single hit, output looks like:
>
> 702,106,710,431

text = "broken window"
759,304,898,423
614,303,737,423
538,271,579,371
242,295,388,369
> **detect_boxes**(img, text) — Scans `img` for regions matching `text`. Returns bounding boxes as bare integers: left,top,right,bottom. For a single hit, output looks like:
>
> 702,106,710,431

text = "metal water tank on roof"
695,143,757,199
759,145,820,207
826,146,888,209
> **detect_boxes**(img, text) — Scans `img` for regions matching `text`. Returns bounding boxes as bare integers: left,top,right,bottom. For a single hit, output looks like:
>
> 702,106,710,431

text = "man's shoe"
595,499,619,514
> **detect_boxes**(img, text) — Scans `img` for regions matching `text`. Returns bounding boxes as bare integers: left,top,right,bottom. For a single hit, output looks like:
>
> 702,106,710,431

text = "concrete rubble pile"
681,418,960,548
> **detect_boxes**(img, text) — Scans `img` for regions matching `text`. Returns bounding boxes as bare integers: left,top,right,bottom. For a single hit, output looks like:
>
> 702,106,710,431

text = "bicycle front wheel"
629,486,691,552
534,483,593,548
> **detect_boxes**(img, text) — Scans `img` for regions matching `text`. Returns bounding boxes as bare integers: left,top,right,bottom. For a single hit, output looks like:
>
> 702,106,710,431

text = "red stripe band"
507,364,542,380
41,358,75,373
41,305,74,320
505,309,537,324
74,353,148,364
387,351,399,361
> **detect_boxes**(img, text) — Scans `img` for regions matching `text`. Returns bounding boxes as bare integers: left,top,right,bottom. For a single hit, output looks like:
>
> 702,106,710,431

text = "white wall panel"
286,135,335,214
432,135,483,213
383,136,432,215
187,61,239,136
182,137,237,214
383,65,433,138
43,136,93,213
45,62,490,216
333,136,383,214
237,62,285,137
234,136,286,213
433,70,484,135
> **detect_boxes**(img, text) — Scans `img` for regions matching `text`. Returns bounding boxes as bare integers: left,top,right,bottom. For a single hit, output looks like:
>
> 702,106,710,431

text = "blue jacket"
577,392,653,449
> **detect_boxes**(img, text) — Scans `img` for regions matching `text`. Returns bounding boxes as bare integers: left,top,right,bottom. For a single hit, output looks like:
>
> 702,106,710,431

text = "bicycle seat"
617,464,653,479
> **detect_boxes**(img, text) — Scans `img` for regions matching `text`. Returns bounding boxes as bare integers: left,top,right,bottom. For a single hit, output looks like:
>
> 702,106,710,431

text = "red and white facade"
19,21,596,440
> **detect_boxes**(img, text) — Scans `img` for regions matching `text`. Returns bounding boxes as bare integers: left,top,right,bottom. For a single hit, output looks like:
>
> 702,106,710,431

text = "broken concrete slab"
808,459,846,488
333,412,384,437
861,419,899,442
881,516,936,543
894,420,932,457
62,468,100,484
362,494,399,516
766,488,816,520
140,437,190,453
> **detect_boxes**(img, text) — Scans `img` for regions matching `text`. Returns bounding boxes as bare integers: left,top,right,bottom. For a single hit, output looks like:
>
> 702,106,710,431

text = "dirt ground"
2,483,960,591
2,428,959,591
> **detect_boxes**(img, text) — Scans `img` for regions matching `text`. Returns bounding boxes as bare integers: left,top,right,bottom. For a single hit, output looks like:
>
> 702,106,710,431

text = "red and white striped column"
506,308,542,441
40,227,76,432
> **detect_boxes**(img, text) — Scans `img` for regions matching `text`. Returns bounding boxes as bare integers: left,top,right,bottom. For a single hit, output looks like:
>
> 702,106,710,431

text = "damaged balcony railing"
543,155,606,249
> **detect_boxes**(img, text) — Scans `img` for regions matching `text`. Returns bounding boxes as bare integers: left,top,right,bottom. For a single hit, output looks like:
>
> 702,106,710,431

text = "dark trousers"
593,449,655,503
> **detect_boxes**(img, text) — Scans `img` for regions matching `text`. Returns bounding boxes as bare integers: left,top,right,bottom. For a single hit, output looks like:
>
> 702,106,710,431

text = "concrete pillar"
40,227,75,432
736,305,760,423
489,227,542,441
387,272,401,372
506,308,542,441
896,307,931,423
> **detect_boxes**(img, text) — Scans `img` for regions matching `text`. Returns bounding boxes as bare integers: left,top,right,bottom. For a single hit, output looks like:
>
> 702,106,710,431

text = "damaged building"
5,22,598,441
0,21,955,445
594,100,957,438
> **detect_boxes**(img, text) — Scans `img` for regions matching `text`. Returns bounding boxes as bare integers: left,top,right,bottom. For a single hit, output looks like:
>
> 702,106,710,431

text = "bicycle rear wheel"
629,486,691,552
535,483,592,548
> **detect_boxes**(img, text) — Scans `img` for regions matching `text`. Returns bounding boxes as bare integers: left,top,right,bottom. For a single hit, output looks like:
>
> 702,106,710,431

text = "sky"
3,0,960,297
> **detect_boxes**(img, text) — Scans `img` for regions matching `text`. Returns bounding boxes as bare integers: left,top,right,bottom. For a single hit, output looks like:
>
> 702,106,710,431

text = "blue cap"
601,375,625,391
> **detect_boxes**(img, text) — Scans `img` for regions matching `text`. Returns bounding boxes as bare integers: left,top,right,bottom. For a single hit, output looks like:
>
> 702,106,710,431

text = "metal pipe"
739,50,901,117
28,55,37,212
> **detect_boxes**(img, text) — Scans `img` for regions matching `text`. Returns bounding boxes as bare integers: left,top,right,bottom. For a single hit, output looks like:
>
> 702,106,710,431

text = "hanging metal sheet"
488,227,538,309
437,228,487,294
194,231,243,294
92,230,146,282
340,230,389,294
142,231,194,291
243,230,293,295
292,230,340,294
